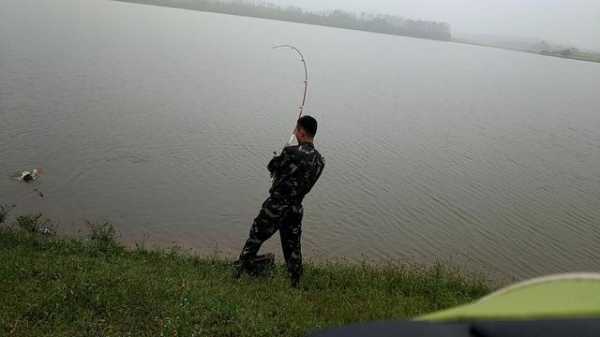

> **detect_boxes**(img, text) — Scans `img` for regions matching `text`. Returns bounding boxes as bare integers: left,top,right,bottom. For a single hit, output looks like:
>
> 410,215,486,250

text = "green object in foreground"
420,273,600,321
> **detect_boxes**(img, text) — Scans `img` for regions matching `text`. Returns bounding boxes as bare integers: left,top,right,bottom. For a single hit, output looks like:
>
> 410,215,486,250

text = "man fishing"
235,115,325,288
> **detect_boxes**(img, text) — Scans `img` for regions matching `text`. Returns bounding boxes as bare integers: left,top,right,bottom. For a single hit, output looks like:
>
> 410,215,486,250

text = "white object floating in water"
20,169,39,182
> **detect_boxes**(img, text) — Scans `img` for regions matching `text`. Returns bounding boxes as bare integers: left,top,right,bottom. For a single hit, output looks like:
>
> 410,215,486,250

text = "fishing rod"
272,45,308,147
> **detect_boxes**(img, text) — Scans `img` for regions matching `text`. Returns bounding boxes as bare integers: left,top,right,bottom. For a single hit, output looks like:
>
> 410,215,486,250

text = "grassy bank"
0,212,490,337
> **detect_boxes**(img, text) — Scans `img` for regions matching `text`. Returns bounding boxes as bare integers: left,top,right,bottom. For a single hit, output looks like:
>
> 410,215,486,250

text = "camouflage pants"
239,197,304,280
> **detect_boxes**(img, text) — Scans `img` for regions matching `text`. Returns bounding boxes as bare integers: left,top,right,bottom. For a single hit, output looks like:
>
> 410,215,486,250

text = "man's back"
268,142,325,203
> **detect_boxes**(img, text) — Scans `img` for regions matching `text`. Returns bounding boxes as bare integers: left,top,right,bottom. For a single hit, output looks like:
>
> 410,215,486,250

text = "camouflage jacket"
267,142,325,204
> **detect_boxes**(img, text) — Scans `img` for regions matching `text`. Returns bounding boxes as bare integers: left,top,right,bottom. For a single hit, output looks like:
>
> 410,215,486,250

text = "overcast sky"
265,0,600,50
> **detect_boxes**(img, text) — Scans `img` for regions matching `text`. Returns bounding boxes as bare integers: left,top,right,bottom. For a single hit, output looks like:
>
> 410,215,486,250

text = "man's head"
294,115,318,143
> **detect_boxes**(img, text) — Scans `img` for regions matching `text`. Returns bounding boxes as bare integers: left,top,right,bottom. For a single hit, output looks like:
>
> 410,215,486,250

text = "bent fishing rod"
272,44,308,147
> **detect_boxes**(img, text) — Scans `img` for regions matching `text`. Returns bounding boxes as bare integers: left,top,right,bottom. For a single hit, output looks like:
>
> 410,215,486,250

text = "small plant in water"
88,221,117,242
87,221,121,253
15,213,55,236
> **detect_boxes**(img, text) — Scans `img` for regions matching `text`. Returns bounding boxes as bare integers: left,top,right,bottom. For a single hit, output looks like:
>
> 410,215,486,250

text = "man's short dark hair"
297,115,318,137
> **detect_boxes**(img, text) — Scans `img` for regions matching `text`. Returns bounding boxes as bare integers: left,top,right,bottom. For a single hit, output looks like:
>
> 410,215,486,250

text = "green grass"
0,213,490,337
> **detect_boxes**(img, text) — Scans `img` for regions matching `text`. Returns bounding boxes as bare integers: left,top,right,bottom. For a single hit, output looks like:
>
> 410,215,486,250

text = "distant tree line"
117,0,452,41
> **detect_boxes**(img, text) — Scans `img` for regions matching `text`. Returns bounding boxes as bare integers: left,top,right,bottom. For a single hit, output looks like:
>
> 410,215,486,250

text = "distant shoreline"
114,0,600,65
114,0,452,42
453,39,600,64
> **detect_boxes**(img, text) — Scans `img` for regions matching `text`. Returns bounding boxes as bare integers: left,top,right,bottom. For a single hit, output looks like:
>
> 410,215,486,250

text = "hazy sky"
267,0,600,50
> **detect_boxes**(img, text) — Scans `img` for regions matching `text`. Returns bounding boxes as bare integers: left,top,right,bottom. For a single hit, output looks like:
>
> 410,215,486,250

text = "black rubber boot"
250,253,275,277
232,253,275,279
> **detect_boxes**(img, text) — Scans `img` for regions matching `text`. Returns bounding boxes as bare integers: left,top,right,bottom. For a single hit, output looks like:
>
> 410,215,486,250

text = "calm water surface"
2,0,600,279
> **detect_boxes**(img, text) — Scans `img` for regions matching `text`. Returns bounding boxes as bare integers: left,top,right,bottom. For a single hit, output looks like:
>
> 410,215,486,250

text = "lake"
2,0,600,279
